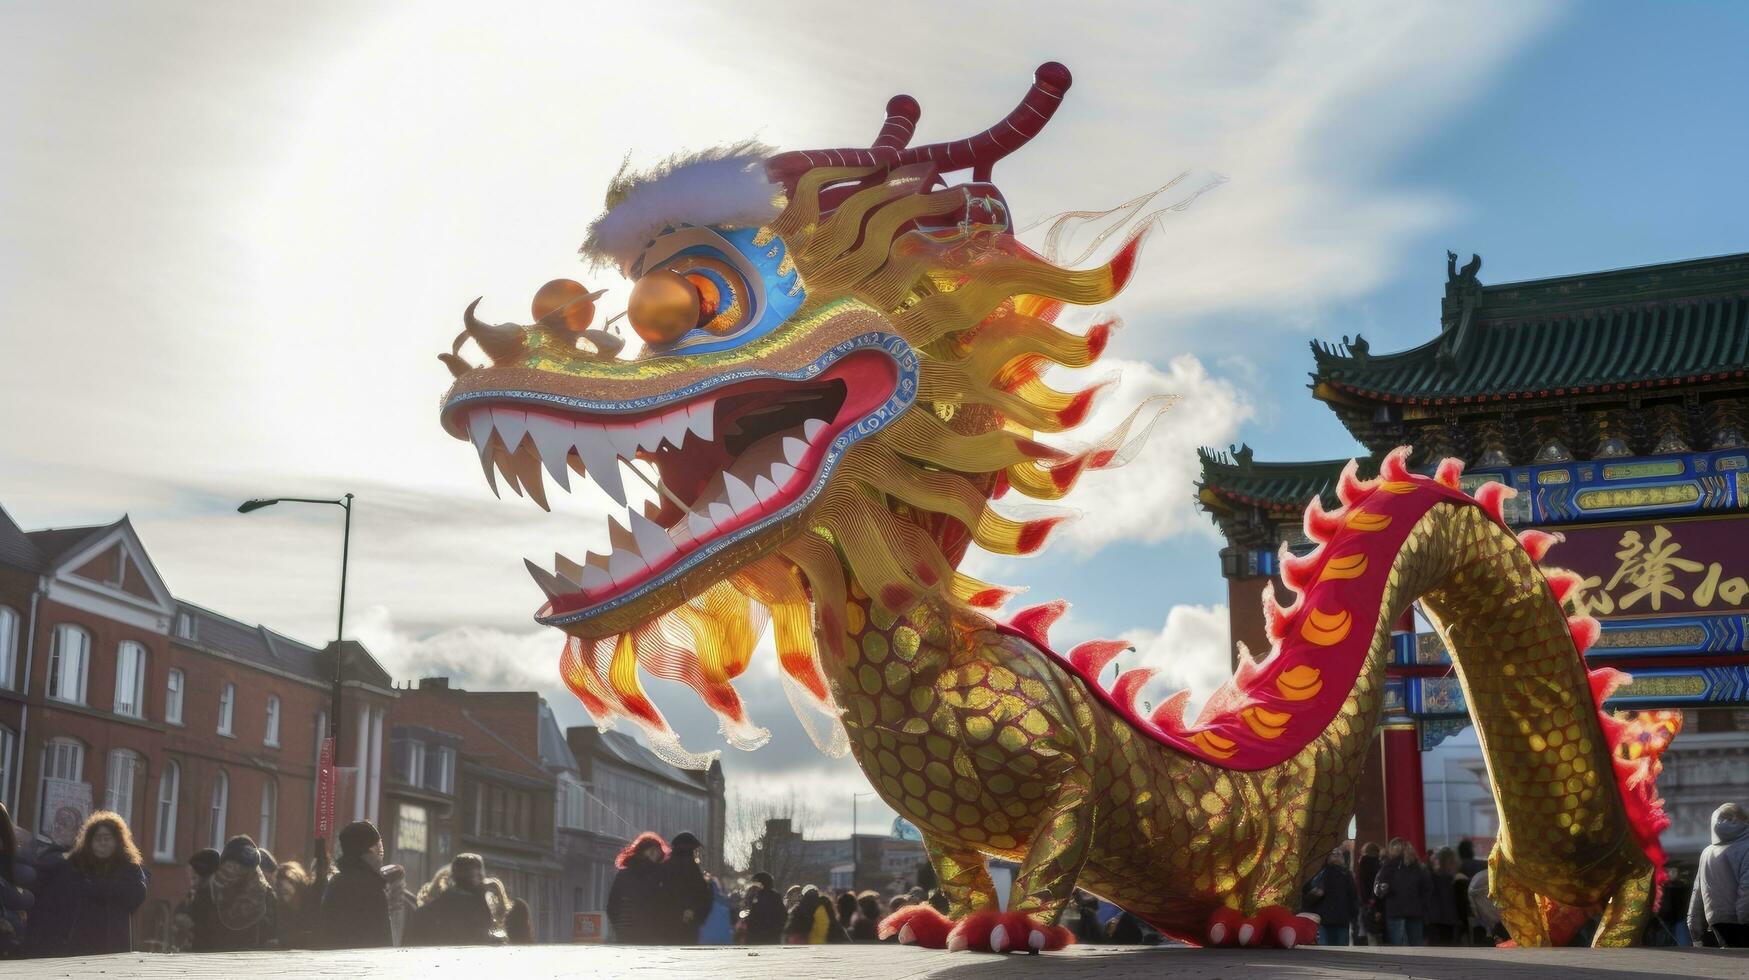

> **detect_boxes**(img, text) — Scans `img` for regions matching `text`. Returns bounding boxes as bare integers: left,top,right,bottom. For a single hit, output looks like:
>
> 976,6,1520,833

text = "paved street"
10,944,1747,979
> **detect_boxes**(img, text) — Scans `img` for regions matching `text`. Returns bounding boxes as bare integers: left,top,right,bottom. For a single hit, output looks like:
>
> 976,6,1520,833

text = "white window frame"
314,710,327,762
209,769,229,849
264,695,280,747
258,780,276,851
104,749,143,824
436,746,456,795
38,737,85,829
165,668,184,725
113,641,147,718
217,683,235,736
0,605,17,691
406,739,426,788
0,725,16,812
46,624,90,704
154,761,180,861
174,610,196,640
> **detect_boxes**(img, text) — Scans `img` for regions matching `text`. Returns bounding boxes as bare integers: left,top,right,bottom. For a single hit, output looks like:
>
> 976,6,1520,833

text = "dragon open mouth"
441,337,914,626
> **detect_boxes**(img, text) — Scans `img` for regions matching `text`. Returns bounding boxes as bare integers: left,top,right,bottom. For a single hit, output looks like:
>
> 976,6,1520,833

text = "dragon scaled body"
438,63,1674,950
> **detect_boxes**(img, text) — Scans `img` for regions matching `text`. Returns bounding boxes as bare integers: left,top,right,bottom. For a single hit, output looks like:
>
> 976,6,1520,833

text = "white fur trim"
582,141,781,272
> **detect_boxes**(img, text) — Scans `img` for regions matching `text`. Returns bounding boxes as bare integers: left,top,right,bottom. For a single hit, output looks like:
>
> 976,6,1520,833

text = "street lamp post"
239,493,353,879
852,791,876,892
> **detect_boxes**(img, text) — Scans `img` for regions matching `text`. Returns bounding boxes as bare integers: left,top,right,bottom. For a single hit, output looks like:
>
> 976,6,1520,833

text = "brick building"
0,504,395,950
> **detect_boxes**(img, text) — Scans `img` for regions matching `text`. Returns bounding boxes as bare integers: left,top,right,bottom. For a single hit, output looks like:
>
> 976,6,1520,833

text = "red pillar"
1380,608,1426,854
1381,726,1426,854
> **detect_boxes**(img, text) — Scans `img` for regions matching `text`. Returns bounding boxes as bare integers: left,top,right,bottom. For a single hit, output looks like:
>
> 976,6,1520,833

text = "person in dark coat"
1456,839,1486,878
607,832,668,943
172,847,220,951
1374,839,1433,946
190,835,277,951
740,872,785,944
25,810,149,957
318,820,391,949
1354,842,1383,946
405,854,499,946
849,891,883,942
506,898,536,944
1073,891,1103,944
662,832,714,944
1425,846,1465,946
274,861,319,949
1301,847,1360,946
0,802,33,958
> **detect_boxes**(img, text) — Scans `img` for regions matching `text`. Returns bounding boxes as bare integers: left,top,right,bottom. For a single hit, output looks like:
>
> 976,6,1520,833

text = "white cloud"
1119,602,1237,720
1042,352,1253,553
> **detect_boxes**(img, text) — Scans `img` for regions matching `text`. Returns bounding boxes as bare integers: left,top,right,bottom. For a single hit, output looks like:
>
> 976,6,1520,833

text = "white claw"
1237,923,1254,947
946,933,968,953
898,924,916,945
1029,929,1046,952
1209,923,1226,945
990,924,1009,953
1278,927,1296,949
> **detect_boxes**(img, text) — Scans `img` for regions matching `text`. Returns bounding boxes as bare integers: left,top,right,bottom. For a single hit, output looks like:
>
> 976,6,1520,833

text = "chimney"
419,677,451,690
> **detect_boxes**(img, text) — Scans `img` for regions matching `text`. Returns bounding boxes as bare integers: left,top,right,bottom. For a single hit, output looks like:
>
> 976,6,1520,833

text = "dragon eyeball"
627,270,701,345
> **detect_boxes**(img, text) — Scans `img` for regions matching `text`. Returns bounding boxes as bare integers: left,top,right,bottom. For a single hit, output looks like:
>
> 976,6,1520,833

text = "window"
38,737,85,830
432,747,456,794
154,762,180,860
264,696,280,747
46,624,90,704
173,610,196,640
0,606,17,691
0,725,15,811
217,683,235,736
113,641,147,717
104,749,144,825
209,769,229,849
165,669,184,725
258,781,276,851
405,740,426,785
394,803,429,887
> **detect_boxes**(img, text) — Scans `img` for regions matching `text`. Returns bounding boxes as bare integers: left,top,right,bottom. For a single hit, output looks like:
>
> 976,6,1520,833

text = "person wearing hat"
404,854,499,947
318,820,391,949
662,832,714,945
741,871,784,944
172,848,222,950
607,832,668,944
190,835,277,951
257,848,278,888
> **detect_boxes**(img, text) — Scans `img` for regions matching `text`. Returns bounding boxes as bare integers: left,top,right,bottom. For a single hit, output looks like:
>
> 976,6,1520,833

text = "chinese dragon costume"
437,63,1676,950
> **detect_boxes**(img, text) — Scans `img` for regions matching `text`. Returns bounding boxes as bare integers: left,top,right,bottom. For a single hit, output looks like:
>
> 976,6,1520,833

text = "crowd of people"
7,799,1748,956
0,802,535,958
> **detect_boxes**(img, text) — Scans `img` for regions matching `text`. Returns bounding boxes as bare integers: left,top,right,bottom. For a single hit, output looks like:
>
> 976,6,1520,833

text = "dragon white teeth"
685,509,716,540
769,462,797,488
627,509,678,564
523,558,569,599
707,501,736,531
803,418,828,442
722,472,758,513
606,422,643,462
658,407,691,450
468,410,495,455
492,408,529,453
526,415,575,491
752,474,779,500
477,446,500,497
606,548,647,585
607,514,636,553
554,553,586,587
579,556,613,593
781,436,809,466
573,424,627,505
686,400,715,442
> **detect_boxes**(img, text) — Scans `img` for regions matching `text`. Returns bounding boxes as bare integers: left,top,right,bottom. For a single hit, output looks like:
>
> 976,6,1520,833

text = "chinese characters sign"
1548,515,1749,618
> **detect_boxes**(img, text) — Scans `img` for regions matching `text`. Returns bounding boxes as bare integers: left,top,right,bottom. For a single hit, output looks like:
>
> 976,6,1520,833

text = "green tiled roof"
1311,251,1749,404
1195,446,1362,513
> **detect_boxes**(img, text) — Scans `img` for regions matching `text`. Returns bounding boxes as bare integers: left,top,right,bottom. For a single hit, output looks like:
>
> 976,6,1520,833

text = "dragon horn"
766,94,924,189
896,62,1073,181
462,298,526,364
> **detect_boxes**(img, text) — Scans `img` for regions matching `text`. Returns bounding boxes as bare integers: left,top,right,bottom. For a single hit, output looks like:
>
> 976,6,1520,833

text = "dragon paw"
879,905,1073,953
1204,906,1319,948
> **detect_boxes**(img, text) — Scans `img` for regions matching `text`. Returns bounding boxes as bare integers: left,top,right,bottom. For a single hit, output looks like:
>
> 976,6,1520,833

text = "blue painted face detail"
633,225,805,357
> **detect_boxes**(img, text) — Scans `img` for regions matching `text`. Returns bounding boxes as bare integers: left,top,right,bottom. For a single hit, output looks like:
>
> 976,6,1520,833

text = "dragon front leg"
1590,867,1655,948
1489,858,1553,947
880,834,999,948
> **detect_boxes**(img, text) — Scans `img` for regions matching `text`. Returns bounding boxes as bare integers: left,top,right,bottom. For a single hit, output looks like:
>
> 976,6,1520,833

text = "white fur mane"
581,140,781,272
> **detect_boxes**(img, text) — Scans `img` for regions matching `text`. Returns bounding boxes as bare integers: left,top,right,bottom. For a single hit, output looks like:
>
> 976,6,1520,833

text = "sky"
5,0,1749,849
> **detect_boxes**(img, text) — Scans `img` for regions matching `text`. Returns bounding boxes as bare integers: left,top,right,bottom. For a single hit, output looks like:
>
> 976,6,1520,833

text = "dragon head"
438,63,1162,758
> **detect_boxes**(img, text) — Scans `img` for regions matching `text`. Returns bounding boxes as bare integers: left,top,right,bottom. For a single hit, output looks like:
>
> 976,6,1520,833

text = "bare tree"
726,786,822,884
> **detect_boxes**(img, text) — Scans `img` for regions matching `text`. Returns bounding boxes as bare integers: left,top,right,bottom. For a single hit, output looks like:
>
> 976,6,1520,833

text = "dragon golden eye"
627,270,701,345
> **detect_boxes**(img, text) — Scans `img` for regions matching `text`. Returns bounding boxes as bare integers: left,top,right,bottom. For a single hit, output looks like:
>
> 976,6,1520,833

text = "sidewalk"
11,943,1747,979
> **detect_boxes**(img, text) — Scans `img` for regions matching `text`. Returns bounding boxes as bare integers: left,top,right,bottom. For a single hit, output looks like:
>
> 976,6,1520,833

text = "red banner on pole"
315,736,337,839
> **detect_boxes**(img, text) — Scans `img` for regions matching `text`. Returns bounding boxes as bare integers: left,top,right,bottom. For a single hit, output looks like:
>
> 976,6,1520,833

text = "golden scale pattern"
824,501,1654,944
